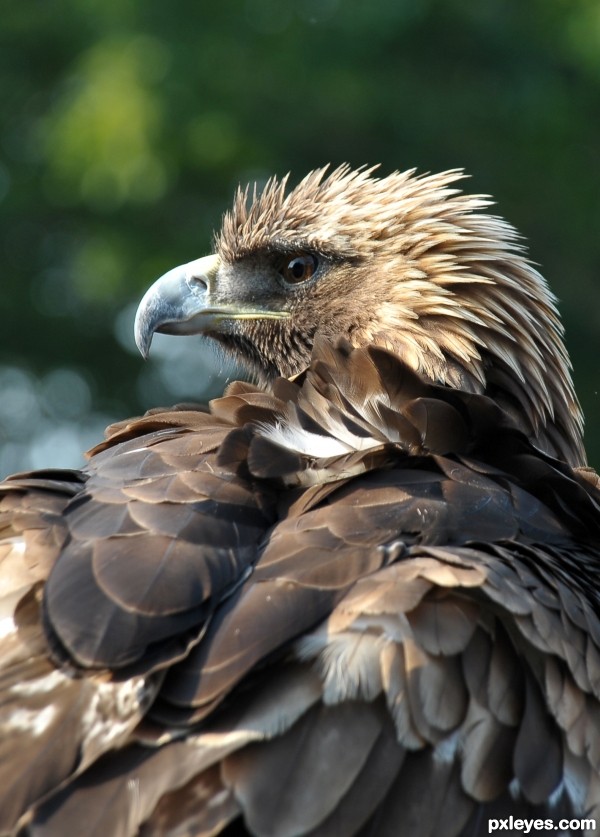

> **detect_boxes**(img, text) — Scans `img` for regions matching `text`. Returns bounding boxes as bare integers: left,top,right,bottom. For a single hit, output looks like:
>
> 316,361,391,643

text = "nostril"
187,274,208,292
182,254,220,295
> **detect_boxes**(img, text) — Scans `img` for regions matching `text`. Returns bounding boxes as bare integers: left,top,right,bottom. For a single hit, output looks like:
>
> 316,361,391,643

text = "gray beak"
134,255,222,358
134,253,290,358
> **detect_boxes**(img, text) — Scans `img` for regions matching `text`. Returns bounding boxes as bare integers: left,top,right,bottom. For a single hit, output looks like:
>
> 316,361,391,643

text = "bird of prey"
1,165,599,836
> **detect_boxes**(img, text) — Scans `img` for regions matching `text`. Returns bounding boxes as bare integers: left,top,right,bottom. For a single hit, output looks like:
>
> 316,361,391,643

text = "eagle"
1,165,599,836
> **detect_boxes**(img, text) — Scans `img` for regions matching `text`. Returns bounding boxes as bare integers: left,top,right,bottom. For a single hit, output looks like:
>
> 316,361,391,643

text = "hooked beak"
134,254,289,358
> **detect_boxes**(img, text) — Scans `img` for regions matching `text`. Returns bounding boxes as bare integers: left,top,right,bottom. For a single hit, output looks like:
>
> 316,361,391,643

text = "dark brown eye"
280,253,318,284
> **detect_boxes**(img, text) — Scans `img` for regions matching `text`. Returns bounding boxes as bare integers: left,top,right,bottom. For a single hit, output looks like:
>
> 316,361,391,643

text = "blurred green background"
1,0,599,474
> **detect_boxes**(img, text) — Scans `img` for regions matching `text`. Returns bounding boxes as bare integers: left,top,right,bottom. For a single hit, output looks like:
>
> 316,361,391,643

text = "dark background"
1,0,599,473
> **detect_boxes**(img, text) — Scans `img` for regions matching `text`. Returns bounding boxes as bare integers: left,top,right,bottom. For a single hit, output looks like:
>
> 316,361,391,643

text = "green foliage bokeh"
1,0,599,471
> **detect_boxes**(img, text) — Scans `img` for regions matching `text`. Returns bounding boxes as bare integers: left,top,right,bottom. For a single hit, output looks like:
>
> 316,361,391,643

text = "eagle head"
134,165,585,466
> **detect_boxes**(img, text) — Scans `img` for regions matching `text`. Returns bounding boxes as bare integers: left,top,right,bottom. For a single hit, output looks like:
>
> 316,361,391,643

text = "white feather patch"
263,423,379,457
4,705,58,737
0,616,15,640
296,631,386,704
10,670,67,696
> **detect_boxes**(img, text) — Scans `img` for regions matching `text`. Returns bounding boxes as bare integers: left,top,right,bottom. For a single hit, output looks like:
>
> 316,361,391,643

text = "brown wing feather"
1,341,599,836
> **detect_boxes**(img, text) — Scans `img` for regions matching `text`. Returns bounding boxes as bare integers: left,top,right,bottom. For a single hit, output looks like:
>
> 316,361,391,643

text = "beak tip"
135,334,151,360
134,311,153,360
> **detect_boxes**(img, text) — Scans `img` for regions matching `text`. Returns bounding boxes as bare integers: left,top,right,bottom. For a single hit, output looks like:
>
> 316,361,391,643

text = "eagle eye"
279,253,318,284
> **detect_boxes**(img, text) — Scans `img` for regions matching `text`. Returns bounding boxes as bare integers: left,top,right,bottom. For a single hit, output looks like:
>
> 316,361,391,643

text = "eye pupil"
281,253,318,284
